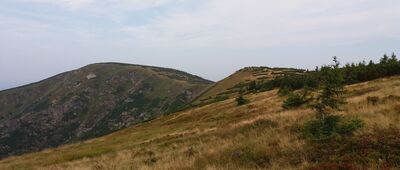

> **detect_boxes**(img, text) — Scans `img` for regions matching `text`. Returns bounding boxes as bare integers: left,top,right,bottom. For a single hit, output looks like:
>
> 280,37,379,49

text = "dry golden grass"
1,76,400,170
194,69,256,103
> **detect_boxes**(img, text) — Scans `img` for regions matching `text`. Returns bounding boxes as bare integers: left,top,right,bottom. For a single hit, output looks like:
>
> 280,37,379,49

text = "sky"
0,0,400,90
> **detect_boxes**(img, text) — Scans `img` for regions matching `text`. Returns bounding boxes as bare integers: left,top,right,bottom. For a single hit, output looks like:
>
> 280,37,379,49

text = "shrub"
303,115,364,140
282,93,307,109
336,118,364,136
236,95,249,106
282,88,311,109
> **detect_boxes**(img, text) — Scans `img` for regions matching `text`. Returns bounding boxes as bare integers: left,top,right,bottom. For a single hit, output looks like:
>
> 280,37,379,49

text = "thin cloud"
18,0,185,10
120,0,400,48
18,0,94,9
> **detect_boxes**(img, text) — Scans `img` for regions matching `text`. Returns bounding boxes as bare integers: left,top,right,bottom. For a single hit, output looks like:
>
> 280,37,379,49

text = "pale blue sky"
1,0,400,90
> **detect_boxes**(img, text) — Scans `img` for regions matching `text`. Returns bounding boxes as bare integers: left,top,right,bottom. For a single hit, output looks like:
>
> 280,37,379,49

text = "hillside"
1,74,399,169
0,63,213,158
193,67,303,106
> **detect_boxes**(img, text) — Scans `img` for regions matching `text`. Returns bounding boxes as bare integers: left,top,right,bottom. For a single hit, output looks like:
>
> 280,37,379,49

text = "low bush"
303,115,364,140
336,118,364,136
236,95,249,106
282,89,311,109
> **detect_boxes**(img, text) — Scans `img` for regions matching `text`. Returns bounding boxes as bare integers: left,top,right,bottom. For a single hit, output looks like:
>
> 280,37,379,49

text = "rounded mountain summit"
0,63,213,158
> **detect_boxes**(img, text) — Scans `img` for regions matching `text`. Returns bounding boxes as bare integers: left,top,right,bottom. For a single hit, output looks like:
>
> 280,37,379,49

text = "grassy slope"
1,76,400,169
193,67,302,105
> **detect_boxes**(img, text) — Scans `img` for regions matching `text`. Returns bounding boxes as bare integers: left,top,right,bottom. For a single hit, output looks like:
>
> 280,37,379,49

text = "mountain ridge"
0,62,213,93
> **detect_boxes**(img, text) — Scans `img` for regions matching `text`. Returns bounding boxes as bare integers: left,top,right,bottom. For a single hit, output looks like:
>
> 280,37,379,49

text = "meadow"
1,76,399,169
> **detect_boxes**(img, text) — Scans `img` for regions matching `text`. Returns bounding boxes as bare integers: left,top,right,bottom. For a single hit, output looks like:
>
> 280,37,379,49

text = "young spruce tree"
312,57,345,121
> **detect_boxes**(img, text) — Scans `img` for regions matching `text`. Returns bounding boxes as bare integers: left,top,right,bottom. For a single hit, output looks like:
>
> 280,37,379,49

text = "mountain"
1,73,399,169
0,63,213,158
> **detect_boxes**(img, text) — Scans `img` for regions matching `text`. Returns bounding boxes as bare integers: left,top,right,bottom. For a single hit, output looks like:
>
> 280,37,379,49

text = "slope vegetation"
0,63,212,158
1,75,399,169
193,67,303,106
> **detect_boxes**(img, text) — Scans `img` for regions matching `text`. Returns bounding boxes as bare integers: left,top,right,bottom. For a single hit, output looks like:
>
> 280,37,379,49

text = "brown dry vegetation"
1,76,400,170
193,68,256,104
193,67,301,106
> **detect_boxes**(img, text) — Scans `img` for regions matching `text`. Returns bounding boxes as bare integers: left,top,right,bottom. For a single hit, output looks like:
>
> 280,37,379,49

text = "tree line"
249,53,400,93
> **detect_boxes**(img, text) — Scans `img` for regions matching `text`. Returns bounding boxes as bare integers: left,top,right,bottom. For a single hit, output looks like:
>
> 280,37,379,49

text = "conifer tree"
380,54,389,64
312,57,345,121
